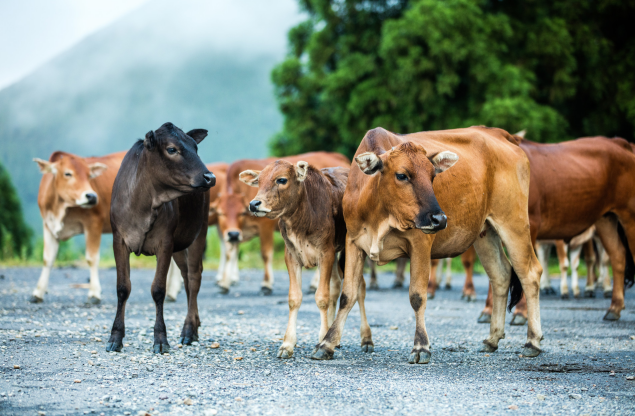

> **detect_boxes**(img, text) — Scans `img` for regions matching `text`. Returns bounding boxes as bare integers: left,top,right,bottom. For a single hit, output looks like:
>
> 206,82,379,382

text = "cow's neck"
280,175,325,236
42,179,71,238
359,176,401,262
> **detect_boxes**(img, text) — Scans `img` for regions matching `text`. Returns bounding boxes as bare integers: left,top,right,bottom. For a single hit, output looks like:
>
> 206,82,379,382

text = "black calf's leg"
151,244,174,354
107,232,131,352
180,227,207,345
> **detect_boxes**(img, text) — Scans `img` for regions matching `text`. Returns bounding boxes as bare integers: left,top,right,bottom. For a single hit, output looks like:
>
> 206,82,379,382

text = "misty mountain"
0,0,301,230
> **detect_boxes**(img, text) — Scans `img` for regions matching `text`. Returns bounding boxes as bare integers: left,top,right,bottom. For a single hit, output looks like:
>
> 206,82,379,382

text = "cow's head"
143,122,215,192
34,152,108,208
215,192,250,243
355,142,458,234
239,160,309,219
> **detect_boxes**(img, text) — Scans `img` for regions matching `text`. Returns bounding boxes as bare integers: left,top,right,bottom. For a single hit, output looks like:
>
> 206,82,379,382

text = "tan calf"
32,151,126,303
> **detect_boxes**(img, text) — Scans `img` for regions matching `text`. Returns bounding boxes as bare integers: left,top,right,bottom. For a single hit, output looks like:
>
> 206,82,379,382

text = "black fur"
508,268,523,311
617,222,635,289
338,249,346,278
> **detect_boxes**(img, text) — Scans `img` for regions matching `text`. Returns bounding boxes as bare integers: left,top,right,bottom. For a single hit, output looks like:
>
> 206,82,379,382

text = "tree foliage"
0,161,32,258
271,0,635,157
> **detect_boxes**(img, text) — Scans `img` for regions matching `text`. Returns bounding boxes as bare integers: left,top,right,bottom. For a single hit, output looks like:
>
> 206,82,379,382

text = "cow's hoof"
427,292,435,300
29,295,43,304
179,335,197,346
477,312,491,324
603,290,613,299
603,311,620,321
521,345,541,357
153,343,170,354
445,283,452,290
584,290,595,298
230,280,239,287
218,287,230,295
106,341,123,352
260,287,273,296
368,282,380,291
408,349,431,364
391,282,403,290
510,314,527,326
560,293,569,300
541,287,556,296
277,346,293,359
361,342,374,353
463,293,476,302
165,295,177,303
307,286,317,295
573,292,580,299
478,342,497,353
87,296,101,305
311,346,334,360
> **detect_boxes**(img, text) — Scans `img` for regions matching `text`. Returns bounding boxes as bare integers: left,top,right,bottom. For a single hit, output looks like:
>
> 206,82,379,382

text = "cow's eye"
166,147,178,155
396,173,408,181
276,178,288,185
64,172,72,178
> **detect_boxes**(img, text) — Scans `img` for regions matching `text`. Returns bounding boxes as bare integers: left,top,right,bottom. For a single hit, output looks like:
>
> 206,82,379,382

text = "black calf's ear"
144,130,156,150
187,129,208,144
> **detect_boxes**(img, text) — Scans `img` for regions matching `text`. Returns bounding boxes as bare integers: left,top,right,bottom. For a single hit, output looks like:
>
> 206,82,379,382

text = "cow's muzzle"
417,211,447,234
248,200,271,217
78,192,98,208
226,231,242,243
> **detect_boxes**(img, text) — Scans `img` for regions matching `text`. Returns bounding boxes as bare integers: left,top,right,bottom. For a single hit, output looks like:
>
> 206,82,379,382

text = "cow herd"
30,122,634,364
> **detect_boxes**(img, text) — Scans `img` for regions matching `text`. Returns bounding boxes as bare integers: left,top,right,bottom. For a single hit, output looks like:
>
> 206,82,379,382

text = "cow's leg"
408,246,433,364
368,258,379,290
595,214,631,320
328,262,341,327
106,232,131,352
165,259,182,302
537,243,555,295
278,249,303,359
393,258,407,289
312,238,365,360
84,221,103,304
478,284,493,324
259,224,275,295
596,240,613,297
443,257,452,289
357,268,374,352
473,227,511,353
461,246,476,301
569,244,583,299
147,243,173,354
496,222,543,356
31,224,59,303
427,259,439,299
215,226,228,283
555,240,570,299
314,251,335,347
180,228,207,345
217,242,238,294
584,239,598,297
308,268,320,294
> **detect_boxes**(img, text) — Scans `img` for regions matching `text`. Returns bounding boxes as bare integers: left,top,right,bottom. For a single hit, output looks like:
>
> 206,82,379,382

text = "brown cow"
240,161,373,358
214,152,350,295
312,126,544,363
31,151,126,303
165,162,228,301
480,135,635,324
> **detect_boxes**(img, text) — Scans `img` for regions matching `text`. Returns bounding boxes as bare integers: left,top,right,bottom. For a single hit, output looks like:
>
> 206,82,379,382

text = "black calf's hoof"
510,314,527,326
179,334,198,345
603,290,613,299
87,296,101,305
603,311,620,321
218,287,230,295
311,346,334,360
477,312,491,324
584,290,595,298
408,349,431,364
260,287,273,296
153,343,170,354
29,295,43,304
521,345,541,357
361,343,374,353
106,341,123,352
391,282,403,290
478,343,497,353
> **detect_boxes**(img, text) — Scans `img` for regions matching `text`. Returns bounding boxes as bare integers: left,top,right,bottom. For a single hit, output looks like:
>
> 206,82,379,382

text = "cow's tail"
508,268,523,311
338,248,346,279
617,222,635,289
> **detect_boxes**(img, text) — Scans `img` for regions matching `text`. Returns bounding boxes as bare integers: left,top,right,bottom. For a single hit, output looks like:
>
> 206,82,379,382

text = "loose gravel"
0,266,634,415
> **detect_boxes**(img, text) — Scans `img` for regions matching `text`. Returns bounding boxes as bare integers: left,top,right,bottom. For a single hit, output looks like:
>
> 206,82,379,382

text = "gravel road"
0,266,634,415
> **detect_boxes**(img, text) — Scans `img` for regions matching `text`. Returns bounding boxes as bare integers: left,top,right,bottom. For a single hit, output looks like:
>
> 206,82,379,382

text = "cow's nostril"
430,213,447,229
249,200,262,213
86,193,98,205
203,172,216,186
227,231,240,242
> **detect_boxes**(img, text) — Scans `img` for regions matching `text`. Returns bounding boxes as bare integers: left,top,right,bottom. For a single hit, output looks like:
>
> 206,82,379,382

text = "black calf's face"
355,142,458,234
144,122,215,192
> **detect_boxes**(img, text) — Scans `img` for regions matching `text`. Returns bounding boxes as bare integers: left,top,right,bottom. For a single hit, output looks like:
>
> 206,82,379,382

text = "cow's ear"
34,158,56,174
355,152,383,175
239,170,261,187
430,151,458,174
514,129,526,138
88,162,108,179
144,130,156,150
187,129,208,144
295,161,309,182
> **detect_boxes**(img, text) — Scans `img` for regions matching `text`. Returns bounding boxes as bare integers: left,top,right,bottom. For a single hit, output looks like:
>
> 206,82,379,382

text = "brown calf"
214,152,350,295
312,126,543,363
32,151,126,303
240,161,372,358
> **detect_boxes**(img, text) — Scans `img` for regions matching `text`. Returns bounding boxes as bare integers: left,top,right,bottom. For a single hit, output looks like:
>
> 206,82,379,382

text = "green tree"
271,0,635,158
0,161,32,258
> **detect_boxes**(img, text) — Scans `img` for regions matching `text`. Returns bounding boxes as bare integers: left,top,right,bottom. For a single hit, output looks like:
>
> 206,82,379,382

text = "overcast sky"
0,0,151,90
